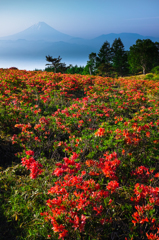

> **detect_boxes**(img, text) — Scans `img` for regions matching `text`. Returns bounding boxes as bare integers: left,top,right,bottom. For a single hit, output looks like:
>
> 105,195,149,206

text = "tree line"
45,38,159,77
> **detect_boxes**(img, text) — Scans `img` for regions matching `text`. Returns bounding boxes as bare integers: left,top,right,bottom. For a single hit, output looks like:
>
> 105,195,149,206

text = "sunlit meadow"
0,69,159,240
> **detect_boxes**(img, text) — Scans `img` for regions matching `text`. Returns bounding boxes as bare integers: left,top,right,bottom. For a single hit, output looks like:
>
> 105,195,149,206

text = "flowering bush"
0,68,159,239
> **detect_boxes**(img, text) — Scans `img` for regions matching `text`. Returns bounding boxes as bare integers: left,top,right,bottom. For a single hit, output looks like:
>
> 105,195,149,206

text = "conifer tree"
96,41,113,76
111,38,129,76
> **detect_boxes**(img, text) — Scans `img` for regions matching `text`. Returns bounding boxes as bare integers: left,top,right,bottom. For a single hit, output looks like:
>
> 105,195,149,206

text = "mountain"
0,22,73,42
0,22,159,70
88,33,159,50
1,22,159,50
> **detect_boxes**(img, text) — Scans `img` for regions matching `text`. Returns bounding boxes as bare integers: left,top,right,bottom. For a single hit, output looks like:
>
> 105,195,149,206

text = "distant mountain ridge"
0,22,159,69
89,32,159,50
1,22,159,48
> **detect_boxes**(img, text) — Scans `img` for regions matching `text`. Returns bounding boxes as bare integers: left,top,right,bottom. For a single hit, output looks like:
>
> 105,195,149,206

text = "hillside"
0,69,159,240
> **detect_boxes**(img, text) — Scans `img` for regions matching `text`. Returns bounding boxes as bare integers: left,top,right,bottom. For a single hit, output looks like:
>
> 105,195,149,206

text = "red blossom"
106,180,119,193
25,150,34,156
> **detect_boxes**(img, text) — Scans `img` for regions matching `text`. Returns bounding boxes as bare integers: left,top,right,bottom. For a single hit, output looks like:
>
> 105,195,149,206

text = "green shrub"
152,74,159,80
144,73,154,80
151,66,159,74
45,67,55,72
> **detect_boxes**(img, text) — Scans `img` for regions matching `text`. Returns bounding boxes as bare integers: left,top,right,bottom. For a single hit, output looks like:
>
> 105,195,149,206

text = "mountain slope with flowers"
0,69,159,239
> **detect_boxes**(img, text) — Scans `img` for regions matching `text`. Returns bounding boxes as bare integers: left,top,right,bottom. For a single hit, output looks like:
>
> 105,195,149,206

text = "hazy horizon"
0,58,88,71
0,47,89,70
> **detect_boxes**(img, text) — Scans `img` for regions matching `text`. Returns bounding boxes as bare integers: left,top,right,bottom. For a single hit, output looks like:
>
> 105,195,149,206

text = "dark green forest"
44,38,159,77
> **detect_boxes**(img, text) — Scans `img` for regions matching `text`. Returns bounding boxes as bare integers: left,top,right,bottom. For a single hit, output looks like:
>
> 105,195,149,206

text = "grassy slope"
0,70,159,239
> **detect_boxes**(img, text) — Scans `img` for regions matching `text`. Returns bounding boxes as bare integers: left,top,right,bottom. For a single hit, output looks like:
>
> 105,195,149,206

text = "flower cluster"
22,150,43,179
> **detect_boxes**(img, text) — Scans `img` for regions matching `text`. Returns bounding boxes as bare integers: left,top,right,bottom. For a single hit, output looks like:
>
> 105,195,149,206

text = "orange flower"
146,132,150,138
95,128,105,137
122,149,125,155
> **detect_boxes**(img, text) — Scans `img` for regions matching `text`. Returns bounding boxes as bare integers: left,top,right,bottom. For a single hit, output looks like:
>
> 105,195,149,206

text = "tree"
82,65,91,75
97,63,114,77
57,62,69,73
96,41,113,76
86,52,97,75
65,65,85,74
45,55,63,73
154,42,159,66
111,38,129,76
97,41,112,64
128,39,159,75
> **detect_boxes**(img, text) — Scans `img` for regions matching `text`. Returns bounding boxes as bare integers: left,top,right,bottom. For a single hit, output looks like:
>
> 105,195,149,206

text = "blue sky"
0,0,159,39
